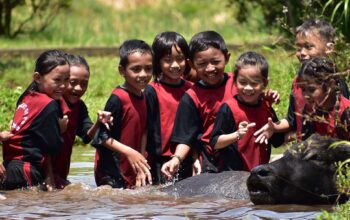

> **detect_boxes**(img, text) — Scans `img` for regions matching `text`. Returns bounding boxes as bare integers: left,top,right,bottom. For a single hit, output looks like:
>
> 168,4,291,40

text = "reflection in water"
0,147,331,219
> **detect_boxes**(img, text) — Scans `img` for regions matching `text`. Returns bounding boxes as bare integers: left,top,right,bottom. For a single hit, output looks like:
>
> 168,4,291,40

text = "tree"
227,0,350,42
0,0,71,38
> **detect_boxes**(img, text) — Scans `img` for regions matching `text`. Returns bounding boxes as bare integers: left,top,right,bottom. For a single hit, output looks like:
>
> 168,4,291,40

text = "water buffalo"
247,133,350,205
163,134,349,205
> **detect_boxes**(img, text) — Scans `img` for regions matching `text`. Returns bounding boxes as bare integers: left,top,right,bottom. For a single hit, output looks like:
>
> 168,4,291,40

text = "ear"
33,72,41,84
325,42,334,55
118,65,125,77
263,77,269,88
225,53,231,64
327,140,350,163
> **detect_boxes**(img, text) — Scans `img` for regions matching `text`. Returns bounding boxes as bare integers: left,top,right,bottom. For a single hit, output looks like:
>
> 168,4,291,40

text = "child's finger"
247,122,256,128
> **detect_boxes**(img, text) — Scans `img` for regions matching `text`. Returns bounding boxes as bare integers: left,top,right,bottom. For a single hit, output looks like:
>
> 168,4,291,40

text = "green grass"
0,0,278,48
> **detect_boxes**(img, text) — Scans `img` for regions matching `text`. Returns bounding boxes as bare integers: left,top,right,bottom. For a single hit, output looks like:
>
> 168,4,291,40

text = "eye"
131,66,142,73
162,57,172,63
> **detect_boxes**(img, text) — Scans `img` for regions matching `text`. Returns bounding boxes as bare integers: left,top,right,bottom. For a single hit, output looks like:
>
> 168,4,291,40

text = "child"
161,30,237,179
1,50,70,190
52,54,111,189
92,39,153,188
289,18,349,140
210,52,284,171
255,57,350,141
144,31,193,184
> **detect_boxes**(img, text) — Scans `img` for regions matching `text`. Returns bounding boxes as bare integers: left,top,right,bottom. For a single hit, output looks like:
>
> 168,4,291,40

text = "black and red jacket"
299,95,350,141
211,96,284,171
93,87,147,188
2,92,63,185
171,73,237,172
144,79,192,158
52,99,93,188
287,75,349,140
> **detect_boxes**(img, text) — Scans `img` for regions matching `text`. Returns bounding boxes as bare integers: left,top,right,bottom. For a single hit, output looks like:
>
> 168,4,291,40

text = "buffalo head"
247,134,350,205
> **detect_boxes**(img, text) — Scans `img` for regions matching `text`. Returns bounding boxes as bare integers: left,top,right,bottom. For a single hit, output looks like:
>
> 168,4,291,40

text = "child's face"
35,64,70,100
235,66,266,105
299,76,330,108
191,47,229,86
119,52,153,95
64,65,89,104
160,45,186,84
295,30,332,62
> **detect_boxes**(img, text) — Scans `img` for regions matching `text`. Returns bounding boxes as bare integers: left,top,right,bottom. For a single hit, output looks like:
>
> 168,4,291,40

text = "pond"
0,146,331,219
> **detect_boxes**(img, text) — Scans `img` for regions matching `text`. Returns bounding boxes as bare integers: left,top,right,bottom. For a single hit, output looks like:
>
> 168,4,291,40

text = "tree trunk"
0,1,4,35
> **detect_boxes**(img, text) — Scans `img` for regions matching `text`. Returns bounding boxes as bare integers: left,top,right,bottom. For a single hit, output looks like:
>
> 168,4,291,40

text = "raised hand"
263,89,280,104
236,121,256,140
254,117,276,144
97,110,113,130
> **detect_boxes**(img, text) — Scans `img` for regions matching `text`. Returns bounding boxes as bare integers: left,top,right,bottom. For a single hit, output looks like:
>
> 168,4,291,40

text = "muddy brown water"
0,147,331,219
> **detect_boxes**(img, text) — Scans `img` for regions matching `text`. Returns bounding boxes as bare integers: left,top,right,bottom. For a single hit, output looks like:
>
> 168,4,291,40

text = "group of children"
1,18,349,190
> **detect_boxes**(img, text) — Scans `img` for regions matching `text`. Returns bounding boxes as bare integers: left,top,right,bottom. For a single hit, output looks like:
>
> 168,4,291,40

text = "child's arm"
215,121,256,149
87,110,113,138
43,156,55,191
0,163,6,182
0,131,14,141
135,130,151,187
102,138,151,180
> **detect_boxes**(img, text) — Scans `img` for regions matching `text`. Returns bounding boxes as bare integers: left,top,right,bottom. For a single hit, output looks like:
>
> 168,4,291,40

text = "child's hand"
254,117,276,144
125,148,152,184
263,89,280,104
43,175,55,192
97,110,113,130
236,121,256,140
161,157,181,180
59,115,69,134
192,158,201,176
135,169,152,187
0,163,6,182
0,131,14,141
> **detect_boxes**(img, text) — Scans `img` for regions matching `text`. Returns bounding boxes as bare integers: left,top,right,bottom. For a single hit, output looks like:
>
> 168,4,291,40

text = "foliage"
0,0,71,38
317,159,350,219
227,0,350,42
0,0,277,48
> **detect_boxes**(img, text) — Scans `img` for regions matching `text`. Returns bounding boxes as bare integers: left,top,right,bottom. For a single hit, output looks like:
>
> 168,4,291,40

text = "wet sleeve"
171,93,202,147
286,92,297,131
32,101,63,155
210,103,236,147
76,101,93,144
91,94,122,148
144,85,161,153
269,107,285,148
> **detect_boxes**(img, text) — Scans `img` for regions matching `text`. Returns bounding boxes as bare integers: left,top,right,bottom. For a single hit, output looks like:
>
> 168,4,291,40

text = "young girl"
210,52,284,171
1,50,70,190
52,54,111,189
144,31,193,184
92,39,153,188
255,57,350,142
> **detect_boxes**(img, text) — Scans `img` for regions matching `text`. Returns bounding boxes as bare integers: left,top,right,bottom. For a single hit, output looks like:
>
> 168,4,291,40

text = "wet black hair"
65,54,90,73
188,30,228,61
234,51,269,81
152,31,191,79
298,57,338,87
17,49,69,105
296,18,335,43
119,39,153,68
